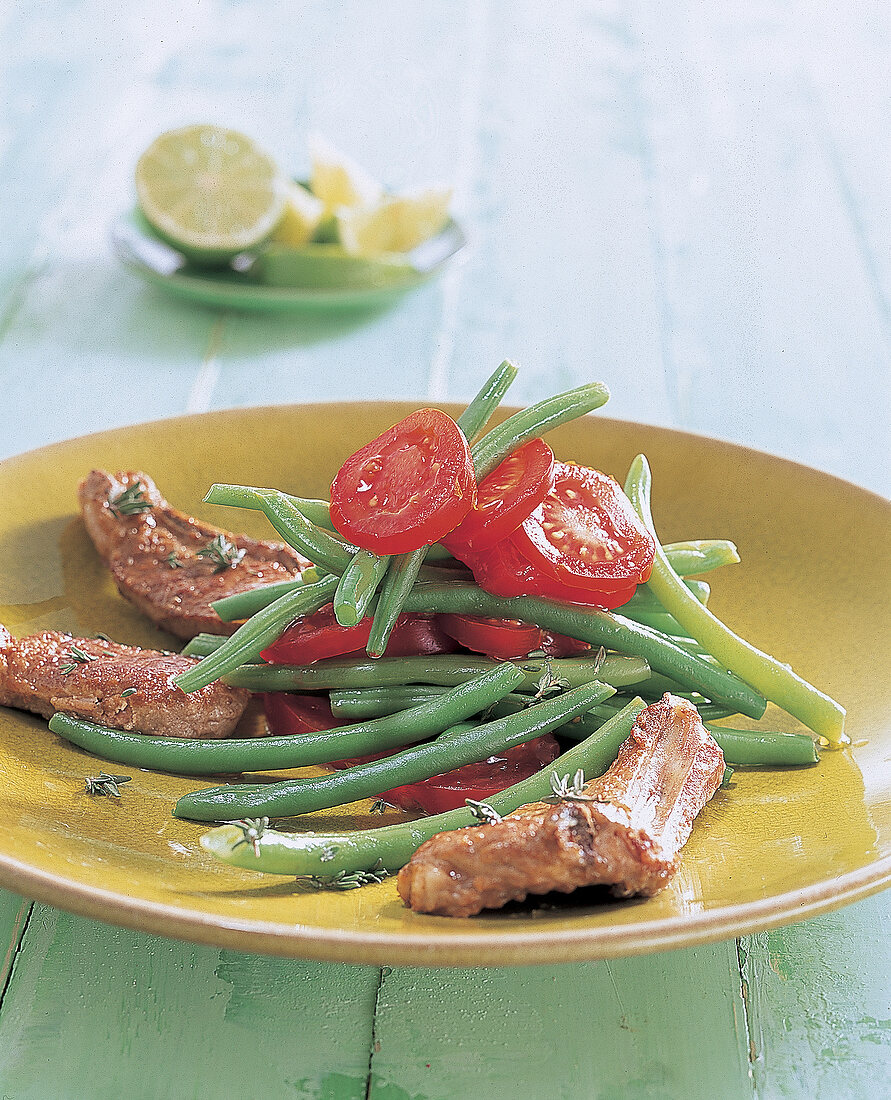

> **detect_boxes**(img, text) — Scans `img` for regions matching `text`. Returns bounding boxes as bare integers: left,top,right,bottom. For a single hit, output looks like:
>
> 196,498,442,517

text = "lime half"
135,125,286,263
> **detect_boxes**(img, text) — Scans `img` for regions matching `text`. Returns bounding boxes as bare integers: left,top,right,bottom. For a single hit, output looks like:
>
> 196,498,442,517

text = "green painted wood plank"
368,943,752,1100
740,891,891,1099
441,0,673,427
0,889,31,996
0,905,380,1100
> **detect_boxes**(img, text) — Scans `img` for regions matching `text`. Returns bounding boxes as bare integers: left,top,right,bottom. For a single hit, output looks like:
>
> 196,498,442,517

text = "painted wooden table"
1,2,889,1096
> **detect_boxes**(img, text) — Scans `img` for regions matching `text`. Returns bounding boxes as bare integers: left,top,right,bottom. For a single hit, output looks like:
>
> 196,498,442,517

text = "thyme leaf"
542,768,611,805
165,552,183,569
109,482,152,517
465,798,503,825
197,534,246,573
84,773,131,798
60,644,98,675
231,817,270,857
296,860,389,891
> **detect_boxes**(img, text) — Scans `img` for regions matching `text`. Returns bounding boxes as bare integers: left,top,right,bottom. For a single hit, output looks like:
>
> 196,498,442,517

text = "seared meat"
0,625,250,738
79,470,308,640
398,694,725,917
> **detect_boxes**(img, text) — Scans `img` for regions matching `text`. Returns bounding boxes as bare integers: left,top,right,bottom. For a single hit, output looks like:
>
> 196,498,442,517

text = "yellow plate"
0,404,888,965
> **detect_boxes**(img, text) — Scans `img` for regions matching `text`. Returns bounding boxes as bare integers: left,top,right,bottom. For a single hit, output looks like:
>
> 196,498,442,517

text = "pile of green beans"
199,698,649,877
173,679,617,821
49,663,528,776
624,455,846,743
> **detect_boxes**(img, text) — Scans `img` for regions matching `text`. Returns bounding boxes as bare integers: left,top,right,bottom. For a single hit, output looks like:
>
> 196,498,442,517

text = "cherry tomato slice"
451,533,637,608
261,604,457,664
262,692,338,735
442,438,555,553
512,463,655,592
380,734,561,814
439,613,544,659
329,408,477,555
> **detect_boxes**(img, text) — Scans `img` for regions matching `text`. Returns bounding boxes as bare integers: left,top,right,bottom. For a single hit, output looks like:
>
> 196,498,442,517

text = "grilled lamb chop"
79,469,308,640
0,625,250,738
398,694,724,917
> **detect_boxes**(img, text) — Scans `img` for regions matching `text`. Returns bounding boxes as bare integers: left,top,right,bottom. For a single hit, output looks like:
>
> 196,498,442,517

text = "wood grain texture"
0,904,380,1100
0,0,888,1097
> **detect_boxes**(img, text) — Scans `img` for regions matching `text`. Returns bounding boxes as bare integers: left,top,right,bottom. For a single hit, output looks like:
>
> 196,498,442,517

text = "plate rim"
1,402,889,964
110,210,467,310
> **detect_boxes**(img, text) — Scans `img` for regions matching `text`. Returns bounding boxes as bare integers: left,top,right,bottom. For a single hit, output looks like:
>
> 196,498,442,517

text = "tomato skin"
513,463,655,592
439,613,544,659
451,533,637,608
379,734,561,814
261,604,458,664
442,438,555,553
262,692,338,735
329,408,477,555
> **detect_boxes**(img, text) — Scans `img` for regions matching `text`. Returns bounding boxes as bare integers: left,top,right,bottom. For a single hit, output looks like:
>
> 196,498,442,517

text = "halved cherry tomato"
261,604,457,664
442,438,555,553
512,463,655,593
451,532,637,608
329,408,477,555
262,692,338,736
439,613,544,659
379,735,561,814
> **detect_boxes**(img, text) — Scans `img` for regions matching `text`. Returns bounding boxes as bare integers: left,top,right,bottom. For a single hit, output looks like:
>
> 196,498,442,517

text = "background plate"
111,210,466,313
0,403,888,965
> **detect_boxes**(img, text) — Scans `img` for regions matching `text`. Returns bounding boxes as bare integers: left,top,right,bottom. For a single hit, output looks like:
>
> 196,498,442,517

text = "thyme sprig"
109,482,152,517
232,817,270,857
84,773,131,798
543,768,610,805
465,798,503,825
296,860,390,891
60,644,98,675
197,534,246,573
369,798,394,814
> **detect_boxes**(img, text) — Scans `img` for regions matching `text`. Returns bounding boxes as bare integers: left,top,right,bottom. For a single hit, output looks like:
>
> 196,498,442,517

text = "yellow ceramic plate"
0,405,888,965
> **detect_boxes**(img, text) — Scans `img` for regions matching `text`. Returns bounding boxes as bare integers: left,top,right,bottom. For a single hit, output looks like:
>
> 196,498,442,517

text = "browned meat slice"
398,694,725,917
79,469,308,640
0,624,250,738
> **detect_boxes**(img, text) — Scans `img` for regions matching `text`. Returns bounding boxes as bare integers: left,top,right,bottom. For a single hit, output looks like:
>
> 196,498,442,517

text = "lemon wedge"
135,124,286,263
308,134,383,212
270,181,325,247
336,188,453,257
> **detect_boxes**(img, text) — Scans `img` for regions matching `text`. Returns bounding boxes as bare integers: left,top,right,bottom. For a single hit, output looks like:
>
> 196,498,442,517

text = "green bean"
456,359,519,440
621,578,709,614
205,484,336,531
366,549,427,657
704,726,818,766
199,698,648,877
224,652,650,692
174,575,339,693
181,632,230,658
661,540,740,576
211,578,308,623
49,663,526,777
470,382,611,480
624,454,846,743
363,362,520,654
334,550,391,627
205,485,355,573
174,680,617,820
390,578,765,718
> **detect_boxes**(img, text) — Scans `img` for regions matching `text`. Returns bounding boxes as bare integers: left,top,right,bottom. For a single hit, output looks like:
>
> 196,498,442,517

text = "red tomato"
539,631,592,657
439,613,544,659
452,533,637,608
380,735,561,814
262,692,338,735
329,408,477,555
442,438,555,553
512,463,655,593
261,604,457,664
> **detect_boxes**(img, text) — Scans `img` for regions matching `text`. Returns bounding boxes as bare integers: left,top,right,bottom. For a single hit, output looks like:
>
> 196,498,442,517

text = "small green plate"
111,208,466,313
